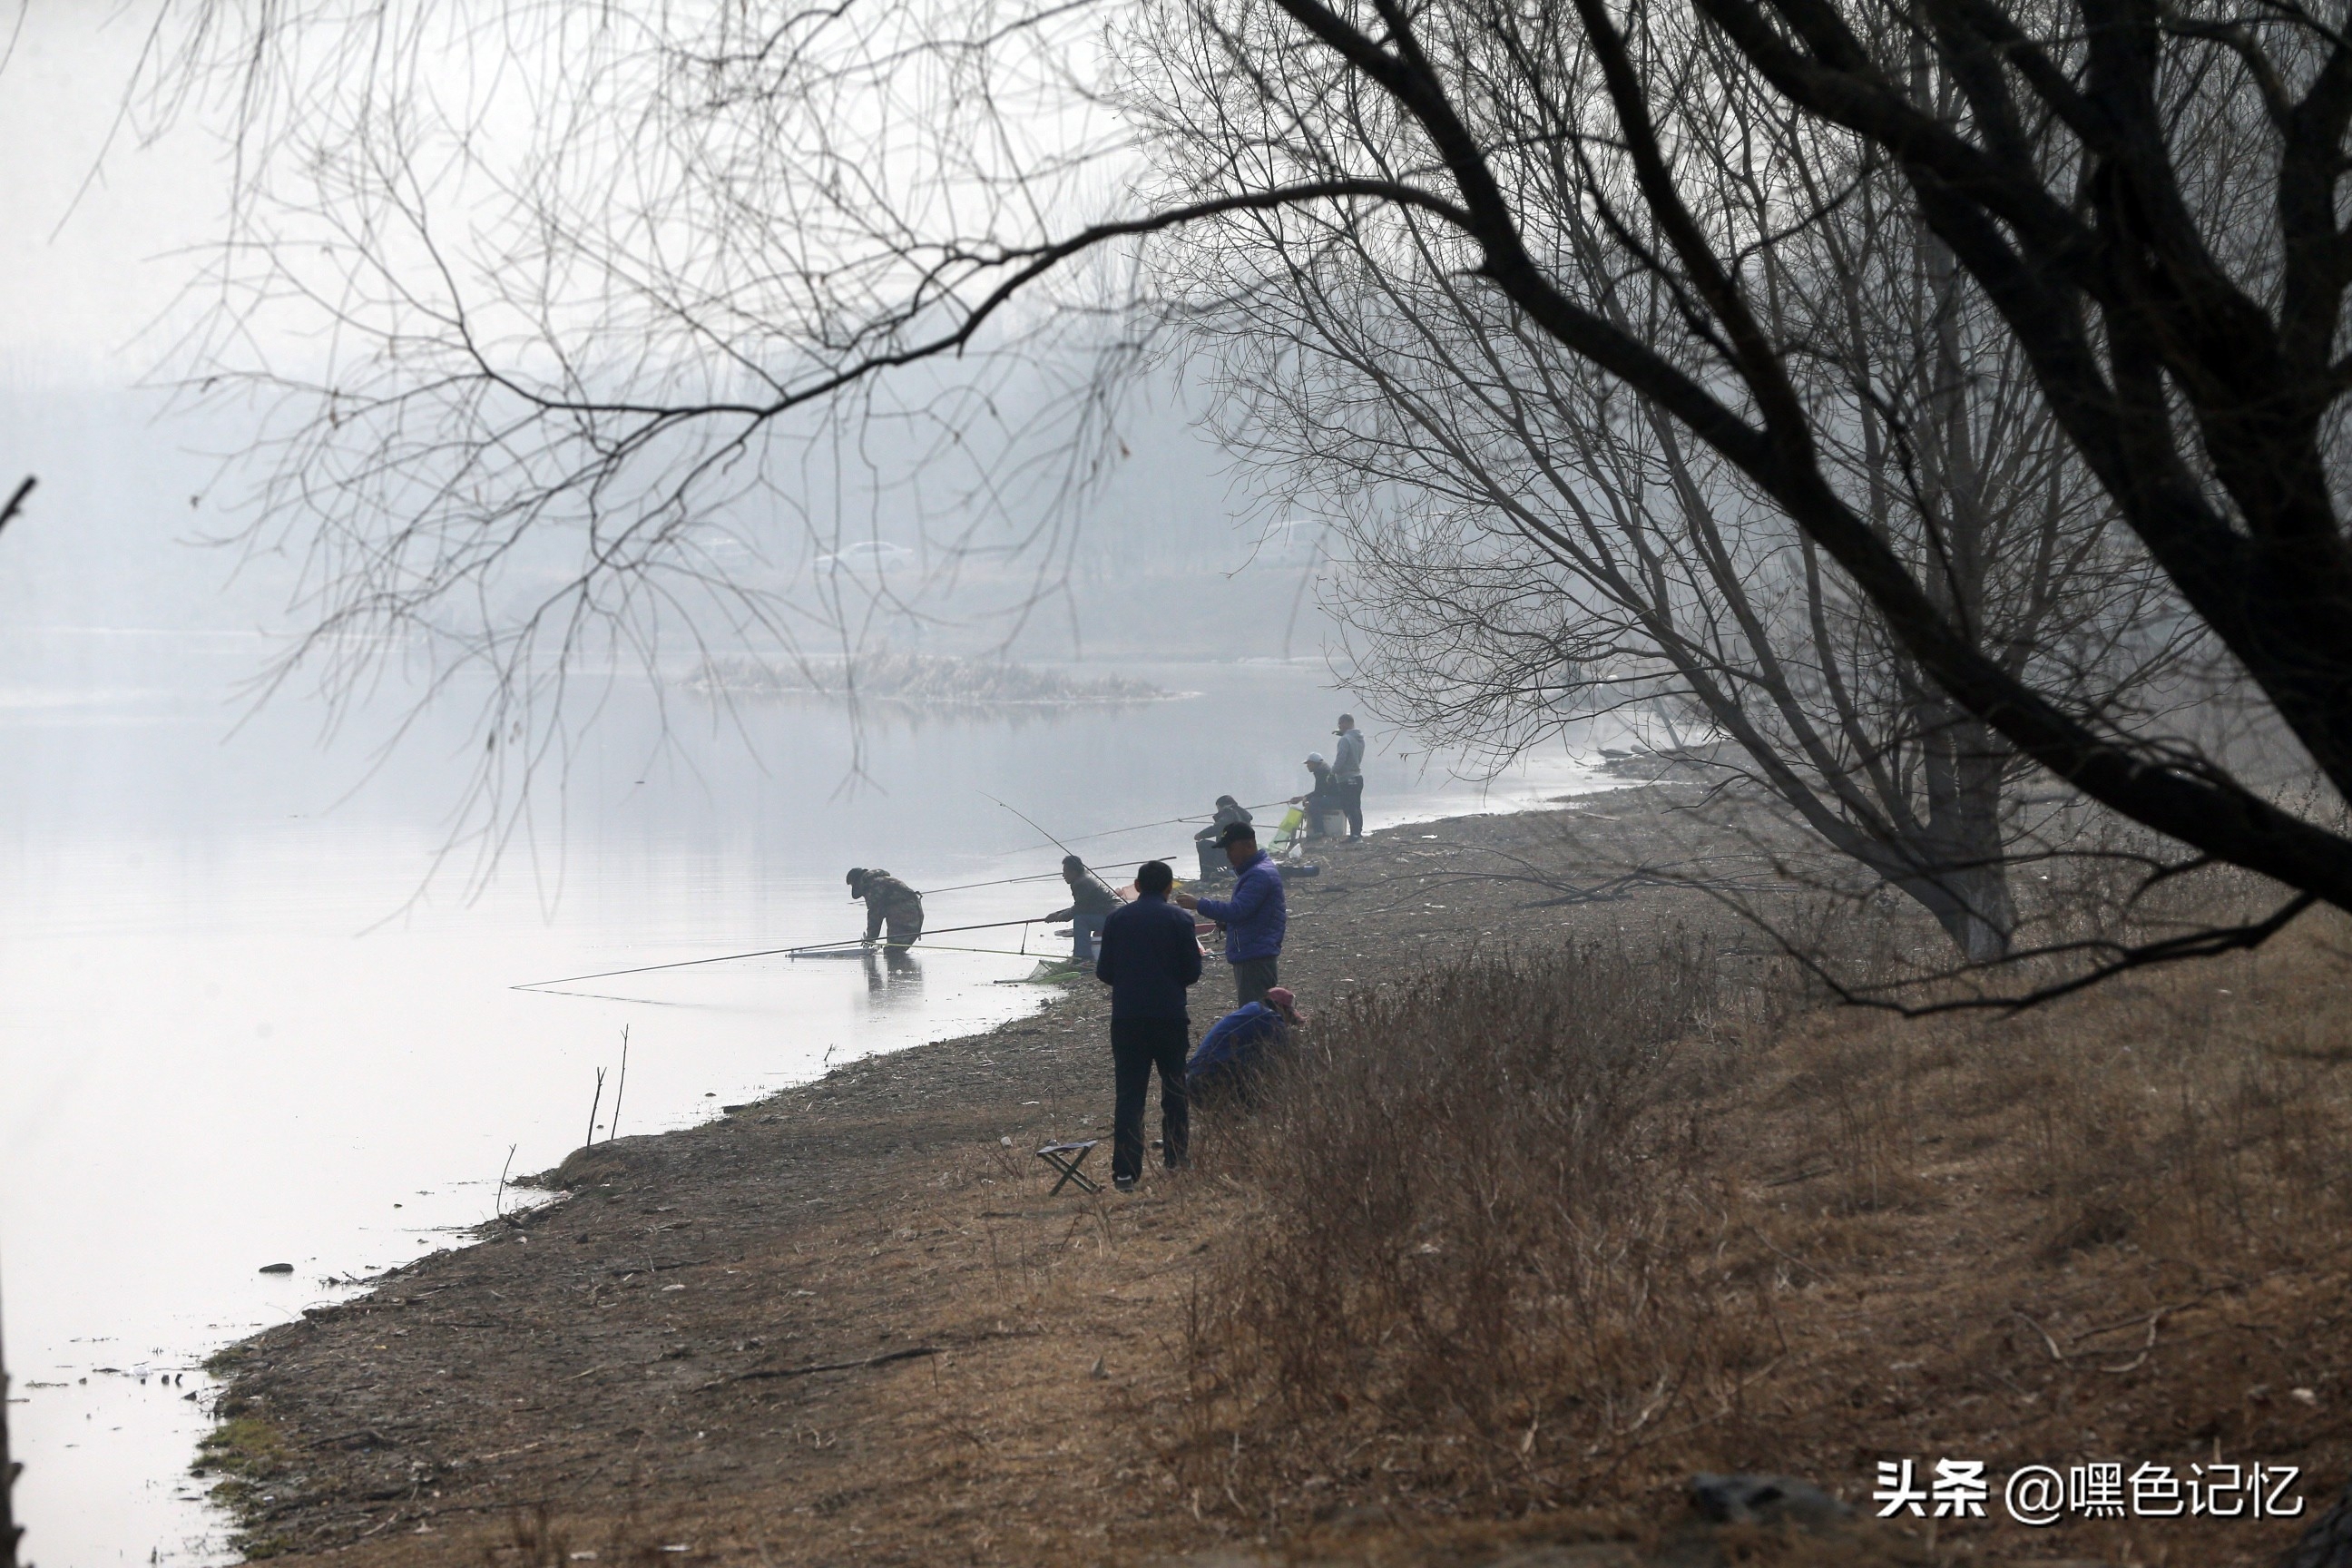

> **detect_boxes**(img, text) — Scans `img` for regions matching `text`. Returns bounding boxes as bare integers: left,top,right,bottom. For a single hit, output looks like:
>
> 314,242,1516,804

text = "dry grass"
1174,916,2352,1563
219,799,2352,1566
1174,943,1758,1504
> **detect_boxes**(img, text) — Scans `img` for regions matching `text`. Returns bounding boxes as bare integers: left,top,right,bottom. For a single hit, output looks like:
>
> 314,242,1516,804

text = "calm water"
0,632,1598,1564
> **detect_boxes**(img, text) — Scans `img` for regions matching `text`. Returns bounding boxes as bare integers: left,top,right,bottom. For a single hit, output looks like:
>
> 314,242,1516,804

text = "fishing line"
520,989,705,1007
989,799,1291,854
916,855,1181,897
536,941,1055,1003
790,940,1052,960
979,790,1090,867
512,917,1049,991
515,796,1284,995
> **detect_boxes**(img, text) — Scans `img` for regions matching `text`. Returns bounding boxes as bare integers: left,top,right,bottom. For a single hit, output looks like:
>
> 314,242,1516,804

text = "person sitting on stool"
1294,753,1346,839
1193,795,1252,879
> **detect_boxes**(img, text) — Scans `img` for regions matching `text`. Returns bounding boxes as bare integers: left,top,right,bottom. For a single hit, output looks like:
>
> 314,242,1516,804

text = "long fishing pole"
916,853,1185,897
990,800,1292,854
787,940,1053,960
513,791,1275,995
979,789,1089,866
529,940,1056,1000
512,917,1048,992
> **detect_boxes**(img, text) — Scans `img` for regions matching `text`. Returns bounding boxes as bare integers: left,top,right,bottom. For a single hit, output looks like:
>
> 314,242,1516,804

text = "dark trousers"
1072,911,1105,962
1111,1016,1191,1182
1338,778,1364,838
1232,955,1279,1008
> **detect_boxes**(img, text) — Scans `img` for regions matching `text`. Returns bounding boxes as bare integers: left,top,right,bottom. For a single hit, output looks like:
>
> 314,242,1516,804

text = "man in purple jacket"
1177,820,1287,1008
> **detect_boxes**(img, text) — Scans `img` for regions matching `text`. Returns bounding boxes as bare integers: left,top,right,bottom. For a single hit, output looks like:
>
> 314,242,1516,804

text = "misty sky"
0,8,231,373
0,5,1332,665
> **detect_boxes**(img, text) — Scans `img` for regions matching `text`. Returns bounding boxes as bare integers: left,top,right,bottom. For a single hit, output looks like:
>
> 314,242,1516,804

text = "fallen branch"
2070,1283,2239,1345
704,1346,942,1388
606,1259,710,1276
0,476,32,534
2014,1311,2069,1365
2099,1309,2166,1375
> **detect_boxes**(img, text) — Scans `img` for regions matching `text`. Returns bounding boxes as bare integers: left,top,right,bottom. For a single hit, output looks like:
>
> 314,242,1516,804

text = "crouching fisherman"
1043,854,1119,963
1093,859,1201,1192
846,867,925,949
1187,987,1305,1104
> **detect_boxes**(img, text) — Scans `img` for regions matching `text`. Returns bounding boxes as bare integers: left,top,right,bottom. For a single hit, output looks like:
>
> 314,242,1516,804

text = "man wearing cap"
1042,853,1120,963
1333,714,1366,842
1093,859,1202,1191
1175,820,1287,1007
846,867,925,949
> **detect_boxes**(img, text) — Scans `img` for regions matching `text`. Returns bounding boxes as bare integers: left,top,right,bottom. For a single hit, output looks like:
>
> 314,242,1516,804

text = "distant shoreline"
683,650,1186,708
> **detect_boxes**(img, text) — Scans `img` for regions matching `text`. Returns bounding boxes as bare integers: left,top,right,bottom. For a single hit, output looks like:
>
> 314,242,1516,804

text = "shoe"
1113,1175,1137,1193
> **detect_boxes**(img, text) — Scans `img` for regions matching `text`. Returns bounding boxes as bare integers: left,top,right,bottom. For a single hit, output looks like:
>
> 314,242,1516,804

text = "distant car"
813,540,914,571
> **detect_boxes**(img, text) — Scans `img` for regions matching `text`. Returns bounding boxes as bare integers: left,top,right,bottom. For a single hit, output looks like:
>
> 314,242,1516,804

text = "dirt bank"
198,791,1769,1562
197,791,2352,1567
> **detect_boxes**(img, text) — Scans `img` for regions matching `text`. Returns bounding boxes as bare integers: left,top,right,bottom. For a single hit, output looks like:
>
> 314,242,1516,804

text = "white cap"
1306,752,1327,766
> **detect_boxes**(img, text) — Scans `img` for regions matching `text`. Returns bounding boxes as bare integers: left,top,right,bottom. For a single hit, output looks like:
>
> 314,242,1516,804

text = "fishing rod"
532,941,1058,1004
513,793,1281,995
916,854,1181,897
511,917,1050,991
979,789,1090,867
990,799,1293,853
788,940,1056,960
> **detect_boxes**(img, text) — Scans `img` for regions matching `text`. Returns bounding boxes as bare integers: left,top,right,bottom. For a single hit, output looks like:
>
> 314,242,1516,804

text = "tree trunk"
2,1271,21,1568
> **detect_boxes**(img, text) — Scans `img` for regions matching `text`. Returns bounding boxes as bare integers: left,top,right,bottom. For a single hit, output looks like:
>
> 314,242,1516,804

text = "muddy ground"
201,787,1875,1565
194,786,2344,1568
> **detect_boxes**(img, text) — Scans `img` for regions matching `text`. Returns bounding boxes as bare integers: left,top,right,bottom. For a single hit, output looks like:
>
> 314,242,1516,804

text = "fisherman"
1187,986,1306,1103
1043,853,1120,963
1093,858,1202,1192
1332,713,1366,842
1293,753,1346,839
1175,820,1287,1007
846,867,925,951
1193,795,1253,879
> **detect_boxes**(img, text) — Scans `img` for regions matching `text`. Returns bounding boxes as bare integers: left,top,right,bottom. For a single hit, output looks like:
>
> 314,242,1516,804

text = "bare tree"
0,481,30,1568
162,0,2352,995
1150,45,2195,961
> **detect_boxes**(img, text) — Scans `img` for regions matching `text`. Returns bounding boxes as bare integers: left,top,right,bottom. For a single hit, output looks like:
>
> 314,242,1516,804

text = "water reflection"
865,945,925,992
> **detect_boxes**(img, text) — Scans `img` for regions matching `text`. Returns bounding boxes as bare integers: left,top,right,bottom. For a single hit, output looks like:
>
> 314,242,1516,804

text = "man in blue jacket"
1177,820,1287,1007
1093,859,1202,1191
